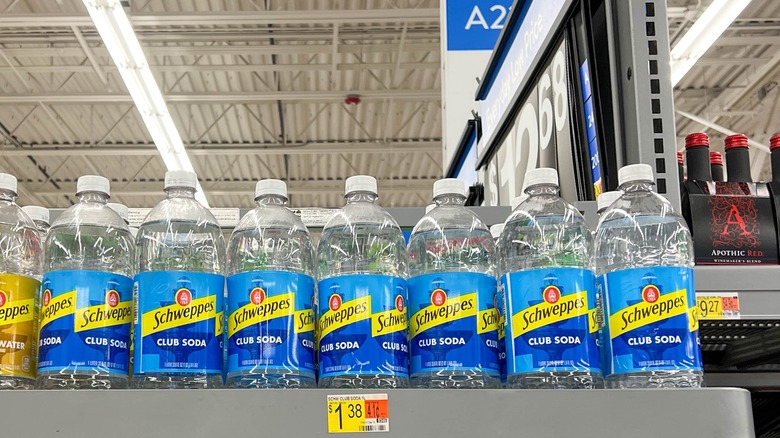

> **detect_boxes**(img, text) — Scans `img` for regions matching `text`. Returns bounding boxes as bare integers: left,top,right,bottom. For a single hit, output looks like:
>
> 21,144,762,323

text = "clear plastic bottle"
225,179,316,388
133,170,225,389
596,191,622,216
317,175,409,388
407,179,500,388
0,174,42,389
595,164,702,388
500,168,602,389
21,206,50,237
108,202,138,238
38,175,134,389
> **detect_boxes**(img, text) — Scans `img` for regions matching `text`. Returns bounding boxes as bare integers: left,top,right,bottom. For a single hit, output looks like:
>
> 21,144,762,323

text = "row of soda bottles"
0,163,702,390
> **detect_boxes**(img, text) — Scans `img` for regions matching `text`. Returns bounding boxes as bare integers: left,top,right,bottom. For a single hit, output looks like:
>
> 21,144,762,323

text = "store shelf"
695,266,780,319
0,388,754,437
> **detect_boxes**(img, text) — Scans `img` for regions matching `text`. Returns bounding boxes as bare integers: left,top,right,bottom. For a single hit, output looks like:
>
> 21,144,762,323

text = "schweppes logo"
371,294,407,336
610,286,688,338
318,295,370,338
228,289,294,337
74,289,132,332
512,287,588,338
40,289,76,328
410,290,477,337
0,290,34,326
141,288,217,337
478,308,499,334
295,309,314,334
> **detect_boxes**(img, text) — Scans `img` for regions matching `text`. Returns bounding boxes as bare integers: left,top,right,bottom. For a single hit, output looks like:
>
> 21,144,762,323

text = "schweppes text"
233,298,290,326
410,293,477,336
318,296,370,338
522,297,585,330
620,296,684,330
40,291,76,327
610,289,688,338
0,301,32,323
76,302,132,332
153,300,215,330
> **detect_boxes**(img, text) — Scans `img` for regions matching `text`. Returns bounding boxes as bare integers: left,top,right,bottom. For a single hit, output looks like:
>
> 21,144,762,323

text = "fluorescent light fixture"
82,0,210,207
670,0,752,86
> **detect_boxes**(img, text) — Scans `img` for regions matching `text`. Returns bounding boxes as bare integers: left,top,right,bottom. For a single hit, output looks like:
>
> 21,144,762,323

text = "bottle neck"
685,146,711,182
726,148,752,182
256,195,287,206
346,192,377,204
433,194,466,206
526,184,559,196
771,149,780,183
165,186,197,199
619,181,655,193
710,164,724,182
0,189,16,203
78,191,109,204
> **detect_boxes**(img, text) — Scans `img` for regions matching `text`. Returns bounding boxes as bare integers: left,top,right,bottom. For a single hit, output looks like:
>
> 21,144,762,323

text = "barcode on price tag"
327,394,389,433
696,293,740,320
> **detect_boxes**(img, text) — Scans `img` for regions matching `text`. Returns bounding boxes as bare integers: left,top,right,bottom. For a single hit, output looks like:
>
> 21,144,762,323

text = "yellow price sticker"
696,293,740,320
326,394,389,433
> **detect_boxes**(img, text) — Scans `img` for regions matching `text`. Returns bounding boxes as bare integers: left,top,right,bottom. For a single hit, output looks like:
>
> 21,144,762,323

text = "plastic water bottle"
510,195,528,212
595,164,702,388
490,223,507,387
500,168,602,389
407,179,500,388
108,202,138,238
317,175,409,388
225,179,316,388
597,191,622,216
133,170,225,389
21,206,49,236
38,176,134,389
0,174,42,389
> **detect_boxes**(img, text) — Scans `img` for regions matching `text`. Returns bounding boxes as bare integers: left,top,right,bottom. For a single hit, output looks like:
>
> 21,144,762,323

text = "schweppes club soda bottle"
133,171,225,389
316,175,409,388
407,179,500,388
596,164,703,388
500,168,603,389
225,179,316,388
0,174,42,389
38,175,135,389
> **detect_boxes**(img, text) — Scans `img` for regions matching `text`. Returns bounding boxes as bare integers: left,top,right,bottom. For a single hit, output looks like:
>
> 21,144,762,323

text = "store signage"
696,293,740,320
479,0,571,153
579,60,604,197
446,0,513,51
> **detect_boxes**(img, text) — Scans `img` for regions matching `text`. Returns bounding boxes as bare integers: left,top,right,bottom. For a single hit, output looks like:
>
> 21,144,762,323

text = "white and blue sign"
447,1,513,51
580,60,603,195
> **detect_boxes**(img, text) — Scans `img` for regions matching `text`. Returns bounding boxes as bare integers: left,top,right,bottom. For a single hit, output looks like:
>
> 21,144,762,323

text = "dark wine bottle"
710,151,724,182
685,133,711,182
771,134,780,183
725,134,752,182
677,151,685,182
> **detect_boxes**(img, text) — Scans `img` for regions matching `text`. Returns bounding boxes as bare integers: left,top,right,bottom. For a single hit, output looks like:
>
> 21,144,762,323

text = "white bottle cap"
597,191,623,212
425,204,435,214
523,168,559,189
129,227,139,238
107,203,129,223
164,170,198,190
432,178,467,198
0,173,17,194
490,223,504,239
22,206,49,224
510,195,529,211
345,175,377,195
77,175,110,196
255,179,287,199
618,164,654,186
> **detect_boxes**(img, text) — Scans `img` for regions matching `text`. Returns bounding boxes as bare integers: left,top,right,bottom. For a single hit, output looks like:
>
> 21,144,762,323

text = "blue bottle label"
501,267,600,374
317,274,409,379
226,271,315,375
497,282,507,384
38,270,133,375
133,271,225,375
408,272,499,375
602,266,702,375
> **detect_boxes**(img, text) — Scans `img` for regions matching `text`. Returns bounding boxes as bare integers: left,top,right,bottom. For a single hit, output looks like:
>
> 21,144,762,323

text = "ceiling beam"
0,141,442,156
0,90,440,104
26,179,437,197
0,10,440,27
0,62,440,74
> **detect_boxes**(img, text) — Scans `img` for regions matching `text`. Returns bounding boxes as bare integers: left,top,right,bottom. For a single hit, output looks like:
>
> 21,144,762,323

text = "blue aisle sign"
478,0,571,152
579,60,603,197
447,0,514,51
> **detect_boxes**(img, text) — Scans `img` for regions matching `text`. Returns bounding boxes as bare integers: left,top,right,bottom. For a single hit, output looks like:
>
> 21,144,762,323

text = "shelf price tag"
696,293,740,320
327,394,389,433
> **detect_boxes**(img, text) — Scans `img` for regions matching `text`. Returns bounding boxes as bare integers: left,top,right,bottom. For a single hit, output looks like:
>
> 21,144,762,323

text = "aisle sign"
696,293,740,320
447,0,513,51
327,394,389,433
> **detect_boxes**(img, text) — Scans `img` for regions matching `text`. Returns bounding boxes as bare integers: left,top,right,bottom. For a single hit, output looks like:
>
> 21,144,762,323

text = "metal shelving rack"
0,389,755,438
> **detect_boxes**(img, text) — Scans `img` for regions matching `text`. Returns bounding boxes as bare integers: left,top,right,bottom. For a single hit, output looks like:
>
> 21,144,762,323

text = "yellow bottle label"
0,273,40,379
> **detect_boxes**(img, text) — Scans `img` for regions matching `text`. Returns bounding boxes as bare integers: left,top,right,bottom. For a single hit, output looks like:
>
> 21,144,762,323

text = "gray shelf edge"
0,388,754,438
694,265,780,319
